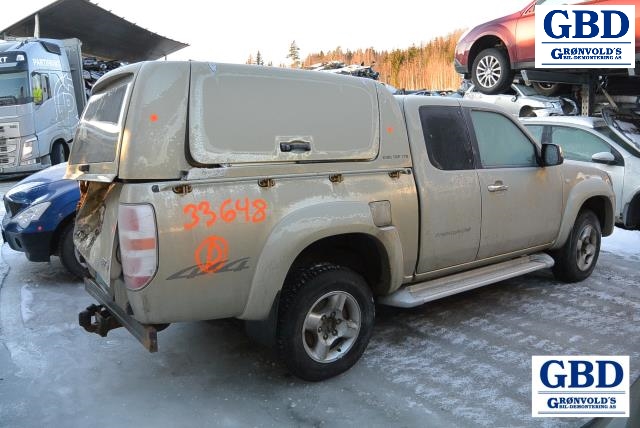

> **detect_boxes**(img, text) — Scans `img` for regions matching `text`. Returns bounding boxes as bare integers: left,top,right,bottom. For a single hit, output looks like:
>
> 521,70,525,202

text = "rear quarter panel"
123,169,418,323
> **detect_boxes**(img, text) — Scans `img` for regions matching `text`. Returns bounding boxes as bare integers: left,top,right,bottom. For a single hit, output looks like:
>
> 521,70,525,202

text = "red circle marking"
150,114,158,122
195,236,229,273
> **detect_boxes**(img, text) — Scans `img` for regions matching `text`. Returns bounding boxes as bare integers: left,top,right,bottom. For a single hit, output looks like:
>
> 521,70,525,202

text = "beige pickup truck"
66,62,615,381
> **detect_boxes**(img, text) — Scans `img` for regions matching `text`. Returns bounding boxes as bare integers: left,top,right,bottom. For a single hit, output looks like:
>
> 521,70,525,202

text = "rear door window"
419,105,475,170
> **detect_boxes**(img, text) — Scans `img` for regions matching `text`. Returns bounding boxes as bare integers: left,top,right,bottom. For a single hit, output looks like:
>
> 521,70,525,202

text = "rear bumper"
82,276,159,352
1,227,53,262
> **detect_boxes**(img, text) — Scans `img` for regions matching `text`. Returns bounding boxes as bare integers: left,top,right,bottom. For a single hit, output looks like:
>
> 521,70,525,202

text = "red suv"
455,0,640,95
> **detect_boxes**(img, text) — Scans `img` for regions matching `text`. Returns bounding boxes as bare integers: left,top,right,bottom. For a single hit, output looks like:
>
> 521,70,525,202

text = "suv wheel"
532,82,564,96
277,264,374,381
552,210,601,282
59,222,89,279
471,48,513,94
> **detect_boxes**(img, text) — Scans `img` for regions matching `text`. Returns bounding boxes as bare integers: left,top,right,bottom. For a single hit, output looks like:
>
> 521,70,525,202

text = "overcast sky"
1,0,532,65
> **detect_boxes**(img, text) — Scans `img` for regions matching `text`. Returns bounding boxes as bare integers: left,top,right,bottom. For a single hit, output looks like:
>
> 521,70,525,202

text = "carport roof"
0,0,188,62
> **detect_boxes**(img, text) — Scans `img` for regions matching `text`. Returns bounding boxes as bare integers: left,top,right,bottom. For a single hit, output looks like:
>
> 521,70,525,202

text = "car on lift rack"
454,0,640,95
1,162,87,278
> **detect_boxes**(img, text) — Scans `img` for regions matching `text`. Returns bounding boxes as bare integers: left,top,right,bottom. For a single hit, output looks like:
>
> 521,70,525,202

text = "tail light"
118,204,158,290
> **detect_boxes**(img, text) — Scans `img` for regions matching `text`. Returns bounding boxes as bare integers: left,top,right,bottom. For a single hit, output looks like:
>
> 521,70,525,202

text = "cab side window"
524,124,545,143
419,106,475,170
549,126,617,163
471,110,537,168
31,73,51,105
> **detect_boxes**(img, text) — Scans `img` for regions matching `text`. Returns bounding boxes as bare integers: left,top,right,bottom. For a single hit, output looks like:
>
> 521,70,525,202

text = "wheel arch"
622,190,640,230
50,138,69,163
519,105,536,117
552,192,615,250
240,202,404,320
468,35,510,72
284,233,392,297
50,211,76,256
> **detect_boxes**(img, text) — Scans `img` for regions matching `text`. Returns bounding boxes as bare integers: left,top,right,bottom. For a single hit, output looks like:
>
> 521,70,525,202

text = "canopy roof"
0,0,188,61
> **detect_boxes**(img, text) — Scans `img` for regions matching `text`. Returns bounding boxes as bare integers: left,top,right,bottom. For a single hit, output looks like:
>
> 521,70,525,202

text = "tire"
277,264,375,381
532,82,564,97
552,210,601,282
51,141,67,165
471,48,513,95
59,222,89,279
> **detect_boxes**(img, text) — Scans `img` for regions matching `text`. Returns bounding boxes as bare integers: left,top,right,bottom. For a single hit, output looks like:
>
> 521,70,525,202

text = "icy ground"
601,227,640,259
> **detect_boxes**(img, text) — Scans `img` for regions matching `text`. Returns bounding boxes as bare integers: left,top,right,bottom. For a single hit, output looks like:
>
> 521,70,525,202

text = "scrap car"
463,83,577,117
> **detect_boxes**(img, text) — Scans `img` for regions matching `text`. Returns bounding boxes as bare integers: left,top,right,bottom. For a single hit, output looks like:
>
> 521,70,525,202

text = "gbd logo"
540,359,624,388
531,356,630,418
534,5,635,68
543,9,630,39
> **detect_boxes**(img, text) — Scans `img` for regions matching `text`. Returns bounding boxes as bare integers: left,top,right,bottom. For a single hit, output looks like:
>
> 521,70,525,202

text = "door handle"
488,183,508,192
280,140,311,152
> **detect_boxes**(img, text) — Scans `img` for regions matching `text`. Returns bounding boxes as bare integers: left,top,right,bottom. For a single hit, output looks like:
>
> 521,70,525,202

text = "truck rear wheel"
552,210,601,282
51,141,67,165
277,264,374,381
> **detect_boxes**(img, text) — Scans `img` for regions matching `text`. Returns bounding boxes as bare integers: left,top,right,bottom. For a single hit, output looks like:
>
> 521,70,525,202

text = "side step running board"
379,253,554,308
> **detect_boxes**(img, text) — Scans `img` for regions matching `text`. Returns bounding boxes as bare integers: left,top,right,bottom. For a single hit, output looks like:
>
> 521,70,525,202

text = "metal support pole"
580,82,594,116
34,13,40,38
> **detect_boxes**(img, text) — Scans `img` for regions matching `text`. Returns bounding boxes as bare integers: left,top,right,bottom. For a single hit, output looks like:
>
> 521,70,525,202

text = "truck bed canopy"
0,0,188,62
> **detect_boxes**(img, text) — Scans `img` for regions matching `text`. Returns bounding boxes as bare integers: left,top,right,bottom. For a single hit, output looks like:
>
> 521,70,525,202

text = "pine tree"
256,51,264,66
246,54,254,65
287,40,300,68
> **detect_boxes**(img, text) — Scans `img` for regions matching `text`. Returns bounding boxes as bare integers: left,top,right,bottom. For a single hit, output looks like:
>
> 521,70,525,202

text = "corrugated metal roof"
0,0,188,62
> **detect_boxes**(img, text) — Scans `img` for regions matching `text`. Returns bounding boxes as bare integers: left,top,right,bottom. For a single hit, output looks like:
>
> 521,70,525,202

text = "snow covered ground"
602,227,640,260
1,238,638,427
0,177,638,427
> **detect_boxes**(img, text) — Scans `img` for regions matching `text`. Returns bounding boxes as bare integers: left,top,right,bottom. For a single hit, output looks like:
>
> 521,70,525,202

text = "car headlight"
14,202,51,228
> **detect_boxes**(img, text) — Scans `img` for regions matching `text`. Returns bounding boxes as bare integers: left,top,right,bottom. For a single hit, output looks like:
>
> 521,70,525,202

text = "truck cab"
0,38,84,174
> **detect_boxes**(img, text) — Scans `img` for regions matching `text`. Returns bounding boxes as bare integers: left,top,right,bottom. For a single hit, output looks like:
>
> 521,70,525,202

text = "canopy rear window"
69,76,130,165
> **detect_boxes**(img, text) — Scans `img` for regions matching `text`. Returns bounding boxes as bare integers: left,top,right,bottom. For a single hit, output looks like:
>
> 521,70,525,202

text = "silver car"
464,83,578,117
522,109,640,230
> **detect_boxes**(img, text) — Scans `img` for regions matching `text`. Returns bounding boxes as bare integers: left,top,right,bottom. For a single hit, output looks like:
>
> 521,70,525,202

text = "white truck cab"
0,38,84,174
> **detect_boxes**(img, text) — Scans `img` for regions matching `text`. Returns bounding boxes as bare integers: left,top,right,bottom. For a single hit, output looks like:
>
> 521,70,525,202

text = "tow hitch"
78,302,159,352
79,304,121,337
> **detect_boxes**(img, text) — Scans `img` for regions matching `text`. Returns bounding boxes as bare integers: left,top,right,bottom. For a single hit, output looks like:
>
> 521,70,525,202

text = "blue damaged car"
1,163,86,278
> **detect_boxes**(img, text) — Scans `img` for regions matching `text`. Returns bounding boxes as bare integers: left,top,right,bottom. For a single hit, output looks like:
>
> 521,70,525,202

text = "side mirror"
592,152,616,165
542,143,563,166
